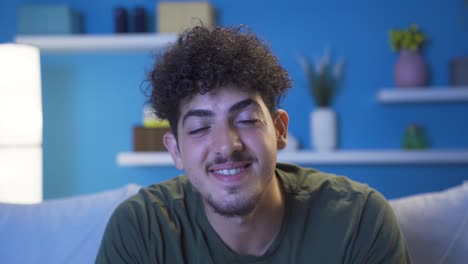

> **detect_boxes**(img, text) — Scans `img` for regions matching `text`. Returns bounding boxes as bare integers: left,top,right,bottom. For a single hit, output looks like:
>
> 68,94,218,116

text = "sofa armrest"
0,184,141,264
390,181,468,264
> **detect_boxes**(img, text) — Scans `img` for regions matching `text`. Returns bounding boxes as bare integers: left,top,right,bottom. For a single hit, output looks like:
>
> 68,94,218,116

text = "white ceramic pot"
310,108,337,152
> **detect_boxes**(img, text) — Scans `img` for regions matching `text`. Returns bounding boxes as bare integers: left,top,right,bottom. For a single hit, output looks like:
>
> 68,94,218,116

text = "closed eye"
237,119,260,125
188,127,210,135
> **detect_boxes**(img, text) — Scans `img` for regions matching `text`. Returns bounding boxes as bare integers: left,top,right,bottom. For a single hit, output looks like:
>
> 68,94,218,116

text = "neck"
204,173,285,256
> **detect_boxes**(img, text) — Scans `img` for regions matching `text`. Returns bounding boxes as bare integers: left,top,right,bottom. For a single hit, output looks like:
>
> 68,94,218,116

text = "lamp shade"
0,44,42,204
0,148,42,203
0,44,42,145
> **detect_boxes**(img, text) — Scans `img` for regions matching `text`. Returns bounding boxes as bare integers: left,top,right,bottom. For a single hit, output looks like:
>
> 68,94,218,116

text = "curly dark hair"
148,25,292,138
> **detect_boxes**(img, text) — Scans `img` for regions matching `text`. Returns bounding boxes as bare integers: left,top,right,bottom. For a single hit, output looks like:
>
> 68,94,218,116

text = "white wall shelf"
116,149,468,167
15,33,178,52
377,86,468,103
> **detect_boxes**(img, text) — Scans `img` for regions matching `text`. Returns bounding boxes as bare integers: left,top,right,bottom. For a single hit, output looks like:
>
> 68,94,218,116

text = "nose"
212,124,243,156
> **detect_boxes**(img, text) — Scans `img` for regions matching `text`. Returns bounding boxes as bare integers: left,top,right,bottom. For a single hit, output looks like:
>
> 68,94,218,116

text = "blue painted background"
1,0,467,200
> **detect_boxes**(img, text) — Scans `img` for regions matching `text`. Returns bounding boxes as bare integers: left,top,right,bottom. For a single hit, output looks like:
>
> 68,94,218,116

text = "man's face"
164,85,288,217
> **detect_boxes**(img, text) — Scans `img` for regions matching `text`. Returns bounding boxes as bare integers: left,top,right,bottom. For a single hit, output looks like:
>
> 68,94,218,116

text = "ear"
163,131,184,170
273,109,289,150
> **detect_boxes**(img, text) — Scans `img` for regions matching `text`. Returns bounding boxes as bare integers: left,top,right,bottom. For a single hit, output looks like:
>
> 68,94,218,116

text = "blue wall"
1,0,467,200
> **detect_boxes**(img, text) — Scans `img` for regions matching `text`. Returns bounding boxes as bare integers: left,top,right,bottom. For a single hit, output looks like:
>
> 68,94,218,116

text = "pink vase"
394,49,428,88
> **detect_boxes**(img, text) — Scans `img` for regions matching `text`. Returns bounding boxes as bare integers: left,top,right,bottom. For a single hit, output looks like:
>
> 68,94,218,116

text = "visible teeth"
215,168,242,175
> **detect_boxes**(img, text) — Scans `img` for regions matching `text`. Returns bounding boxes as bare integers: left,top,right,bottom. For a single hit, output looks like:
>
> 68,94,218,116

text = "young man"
96,25,411,263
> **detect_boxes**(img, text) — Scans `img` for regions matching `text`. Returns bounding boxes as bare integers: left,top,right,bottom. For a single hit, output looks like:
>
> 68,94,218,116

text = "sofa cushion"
0,184,141,264
390,181,468,264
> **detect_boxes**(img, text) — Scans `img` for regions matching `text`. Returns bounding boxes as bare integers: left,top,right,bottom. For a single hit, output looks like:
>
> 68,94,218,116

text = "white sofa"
0,181,466,264
0,184,140,264
390,181,467,264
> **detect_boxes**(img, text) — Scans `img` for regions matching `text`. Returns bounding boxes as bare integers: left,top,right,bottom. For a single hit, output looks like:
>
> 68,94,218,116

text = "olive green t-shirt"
96,163,411,263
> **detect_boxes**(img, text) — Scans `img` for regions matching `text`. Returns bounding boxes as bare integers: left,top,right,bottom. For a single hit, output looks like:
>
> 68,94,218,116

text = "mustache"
211,152,255,165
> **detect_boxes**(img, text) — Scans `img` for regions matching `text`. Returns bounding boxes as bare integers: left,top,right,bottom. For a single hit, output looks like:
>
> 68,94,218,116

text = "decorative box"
17,5,82,35
450,57,468,86
133,126,171,151
157,1,215,33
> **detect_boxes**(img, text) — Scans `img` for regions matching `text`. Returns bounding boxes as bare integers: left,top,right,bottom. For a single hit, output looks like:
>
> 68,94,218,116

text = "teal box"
17,5,82,35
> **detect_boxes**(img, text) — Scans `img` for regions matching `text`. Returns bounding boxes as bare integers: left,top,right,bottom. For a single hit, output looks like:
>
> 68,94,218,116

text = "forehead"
179,85,266,114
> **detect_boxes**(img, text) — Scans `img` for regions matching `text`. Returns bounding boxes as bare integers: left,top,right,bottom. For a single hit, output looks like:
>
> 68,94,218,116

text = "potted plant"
298,50,344,151
389,24,428,87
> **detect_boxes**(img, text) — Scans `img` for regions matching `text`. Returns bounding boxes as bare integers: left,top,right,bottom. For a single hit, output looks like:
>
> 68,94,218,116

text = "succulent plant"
297,49,345,107
389,24,426,52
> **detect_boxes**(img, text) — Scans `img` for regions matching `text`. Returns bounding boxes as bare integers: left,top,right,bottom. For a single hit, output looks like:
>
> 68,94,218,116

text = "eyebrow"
228,98,258,113
181,109,213,125
181,98,259,125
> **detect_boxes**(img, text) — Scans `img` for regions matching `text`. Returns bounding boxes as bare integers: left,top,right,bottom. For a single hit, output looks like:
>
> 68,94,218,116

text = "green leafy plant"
297,50,345,107
389,24,426,52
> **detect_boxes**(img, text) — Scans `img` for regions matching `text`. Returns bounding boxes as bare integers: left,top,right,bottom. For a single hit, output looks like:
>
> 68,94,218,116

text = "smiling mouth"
209,163,251,177
213,167,244,175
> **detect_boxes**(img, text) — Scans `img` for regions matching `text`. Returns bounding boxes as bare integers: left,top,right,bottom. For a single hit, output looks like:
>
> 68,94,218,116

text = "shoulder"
104,175,191,221
348,190,411,263
96,176,194,263
137,175,191,205
276,162,394,223
110,175,194,223
276,163,410,263
276,162,369,202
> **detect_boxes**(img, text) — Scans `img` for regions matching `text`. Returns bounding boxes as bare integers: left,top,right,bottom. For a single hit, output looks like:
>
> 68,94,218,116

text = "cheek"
242,126,277,150
179,139,208,165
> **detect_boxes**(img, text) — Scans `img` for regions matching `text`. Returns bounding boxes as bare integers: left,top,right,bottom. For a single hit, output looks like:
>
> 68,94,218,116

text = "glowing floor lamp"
0,44,42,204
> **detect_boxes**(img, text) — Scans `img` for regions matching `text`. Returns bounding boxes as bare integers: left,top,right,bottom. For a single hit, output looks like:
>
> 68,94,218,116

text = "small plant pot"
394,49,428,87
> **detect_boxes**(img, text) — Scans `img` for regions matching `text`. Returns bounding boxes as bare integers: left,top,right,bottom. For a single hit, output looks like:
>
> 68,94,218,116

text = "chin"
207,192,260,217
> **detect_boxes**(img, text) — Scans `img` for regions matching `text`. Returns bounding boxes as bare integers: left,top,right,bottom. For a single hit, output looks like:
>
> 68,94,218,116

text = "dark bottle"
134,6,147,33
114,6,128,33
